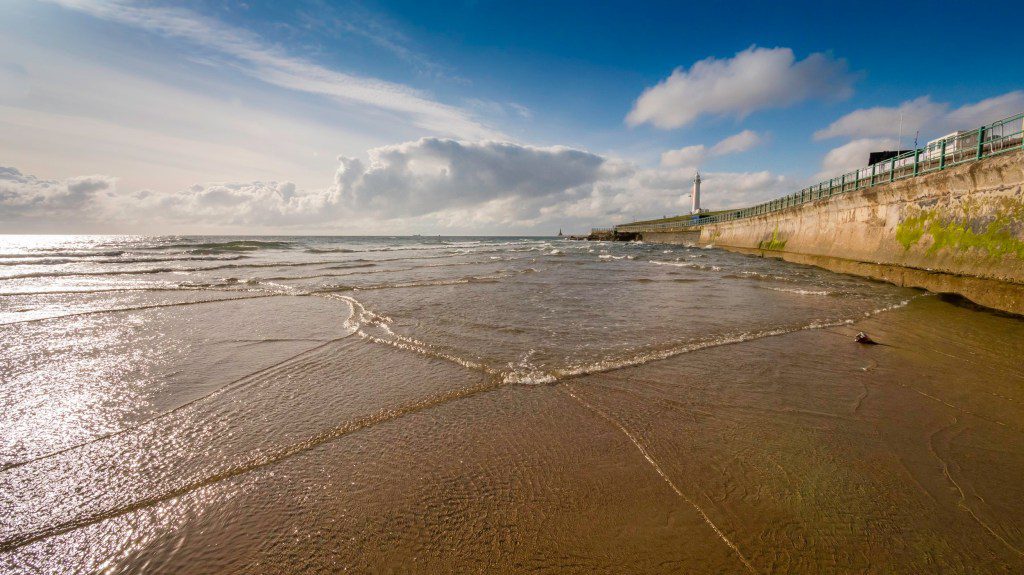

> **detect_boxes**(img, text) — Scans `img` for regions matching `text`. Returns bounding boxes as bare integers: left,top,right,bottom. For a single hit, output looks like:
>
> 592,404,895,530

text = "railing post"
870,164,876,186
839,175,844,195
890,159,895,182
854,171,859,190
913,149,920,176
939,139,947,170
976,126,985,159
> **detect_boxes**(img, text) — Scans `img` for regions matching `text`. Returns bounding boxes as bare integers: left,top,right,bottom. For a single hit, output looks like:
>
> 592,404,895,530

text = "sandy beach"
1,236,1022,573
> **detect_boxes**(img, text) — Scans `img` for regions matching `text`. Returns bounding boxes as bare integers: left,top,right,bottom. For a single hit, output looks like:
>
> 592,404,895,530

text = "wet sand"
4,296,1023,573
2,236,1023,573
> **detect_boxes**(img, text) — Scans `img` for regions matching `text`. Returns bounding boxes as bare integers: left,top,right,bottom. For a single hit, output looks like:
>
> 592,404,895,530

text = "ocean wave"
0,255,247,267
764,286,832,296
314,273,512,294
318,286,919,392
0,258,374,281
304,247,356,253
0,258,93,266
146,240,295,252
547,303,913,381
0,287,182,297
629,277,700,284
722,271,793,283
329,294,496,375
502,367,557,385
0,250,126,259
648,260,695,268
319,262,377,270
1,267,185,280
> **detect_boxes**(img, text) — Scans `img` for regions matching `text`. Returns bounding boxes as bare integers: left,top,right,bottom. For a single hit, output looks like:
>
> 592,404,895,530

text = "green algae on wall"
896,200,1024,260
758,227,787,251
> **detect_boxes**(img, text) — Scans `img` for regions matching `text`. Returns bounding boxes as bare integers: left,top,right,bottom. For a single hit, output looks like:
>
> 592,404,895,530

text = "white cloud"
334,138,607,217
660,144,708,168
815,138,897,180
0,166,116,218
660,130,765,167
710,129,763,155
814,91,1024,141
946,91,1024,129
814,96,945,140
813,91,1024,182
45,0,497,140
1,138,793,233
627,46,855,129
509,103,533,120
0,2,515,198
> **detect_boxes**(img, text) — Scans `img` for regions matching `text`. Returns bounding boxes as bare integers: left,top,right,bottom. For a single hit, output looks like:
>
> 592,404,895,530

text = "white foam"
767,287,829,296
648,260,695,268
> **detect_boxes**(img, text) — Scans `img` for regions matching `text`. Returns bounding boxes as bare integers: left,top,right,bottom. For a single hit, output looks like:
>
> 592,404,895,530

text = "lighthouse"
691,171,702,214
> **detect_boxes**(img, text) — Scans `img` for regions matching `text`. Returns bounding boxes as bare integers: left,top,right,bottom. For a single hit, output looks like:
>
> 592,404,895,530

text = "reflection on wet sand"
1,236,1023,573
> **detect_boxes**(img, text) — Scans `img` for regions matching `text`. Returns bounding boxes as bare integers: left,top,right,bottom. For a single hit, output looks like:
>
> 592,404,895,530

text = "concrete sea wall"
641,150,1024,314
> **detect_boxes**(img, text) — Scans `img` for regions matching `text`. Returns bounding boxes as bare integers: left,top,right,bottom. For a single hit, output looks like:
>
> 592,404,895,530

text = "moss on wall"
896,199,1024,260
758,227,787,251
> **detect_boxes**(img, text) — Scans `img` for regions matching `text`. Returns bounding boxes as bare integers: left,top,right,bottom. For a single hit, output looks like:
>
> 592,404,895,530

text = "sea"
2,235,1023,573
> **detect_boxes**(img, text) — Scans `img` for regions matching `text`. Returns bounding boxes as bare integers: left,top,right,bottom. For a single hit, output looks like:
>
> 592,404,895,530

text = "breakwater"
615,145,1024,314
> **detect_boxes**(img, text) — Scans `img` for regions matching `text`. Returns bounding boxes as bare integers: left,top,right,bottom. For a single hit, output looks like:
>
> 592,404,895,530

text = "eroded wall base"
722,246,1024,315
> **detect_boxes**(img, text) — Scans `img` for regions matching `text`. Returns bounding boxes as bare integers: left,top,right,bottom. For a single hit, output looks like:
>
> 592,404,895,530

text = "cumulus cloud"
1,137,795,233
814,91,1024,141
661,130,765,167
0,167,116,218
660,145,709,168
813,91,1024,182
334,138,608,217
945,91,1024,128
815,138,897,180
627,46,856,129
710,129,764,155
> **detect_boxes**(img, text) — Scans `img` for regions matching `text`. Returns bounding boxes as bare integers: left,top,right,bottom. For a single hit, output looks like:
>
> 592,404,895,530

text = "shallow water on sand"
1,235,1023,573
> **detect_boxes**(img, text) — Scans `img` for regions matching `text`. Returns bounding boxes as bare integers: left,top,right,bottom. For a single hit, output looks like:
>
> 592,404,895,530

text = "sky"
1,0,1022,235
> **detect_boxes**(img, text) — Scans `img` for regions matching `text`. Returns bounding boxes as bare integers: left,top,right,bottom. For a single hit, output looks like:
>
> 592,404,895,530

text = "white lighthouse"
690,171,702,214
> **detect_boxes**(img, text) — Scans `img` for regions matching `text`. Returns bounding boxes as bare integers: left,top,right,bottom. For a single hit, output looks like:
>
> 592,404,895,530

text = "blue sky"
1,0,1022,234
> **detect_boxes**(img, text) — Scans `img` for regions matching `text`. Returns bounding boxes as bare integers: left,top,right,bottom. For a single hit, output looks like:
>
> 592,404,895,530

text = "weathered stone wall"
636,230,702,245
693,150,1024,313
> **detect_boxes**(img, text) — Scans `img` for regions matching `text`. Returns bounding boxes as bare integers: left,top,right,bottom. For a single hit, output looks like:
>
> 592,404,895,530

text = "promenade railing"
615,112,1024,234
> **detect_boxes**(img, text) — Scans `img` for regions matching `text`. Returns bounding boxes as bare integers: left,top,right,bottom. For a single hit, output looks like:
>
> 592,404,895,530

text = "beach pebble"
854,332,877,345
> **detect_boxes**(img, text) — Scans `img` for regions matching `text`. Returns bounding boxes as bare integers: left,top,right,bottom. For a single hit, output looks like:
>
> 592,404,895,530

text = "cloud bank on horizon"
1,140,791,233
2,0,1022,234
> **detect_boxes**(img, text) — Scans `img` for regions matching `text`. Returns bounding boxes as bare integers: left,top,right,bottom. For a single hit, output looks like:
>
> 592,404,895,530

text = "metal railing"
615,112,1024,234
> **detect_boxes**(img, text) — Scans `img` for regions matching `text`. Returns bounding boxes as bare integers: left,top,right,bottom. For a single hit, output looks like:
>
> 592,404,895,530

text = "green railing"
616,112,1024,234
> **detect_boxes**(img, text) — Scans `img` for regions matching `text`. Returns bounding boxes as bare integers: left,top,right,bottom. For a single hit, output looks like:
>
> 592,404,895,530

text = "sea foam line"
325,294,918,389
